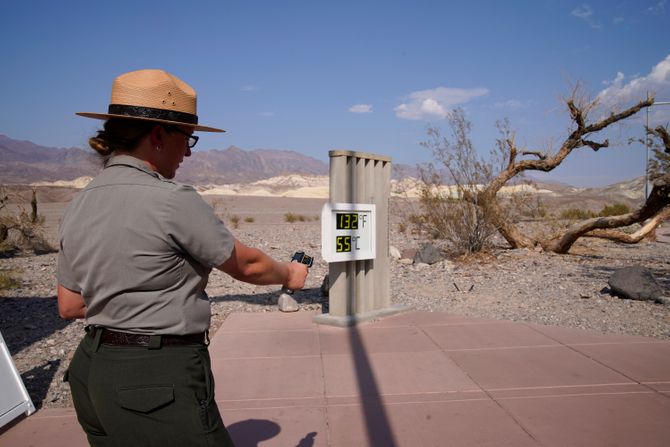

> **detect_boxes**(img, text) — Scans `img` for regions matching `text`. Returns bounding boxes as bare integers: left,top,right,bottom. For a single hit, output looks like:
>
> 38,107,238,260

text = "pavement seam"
316,323,333,447
523,322,670,402
417,322,546,446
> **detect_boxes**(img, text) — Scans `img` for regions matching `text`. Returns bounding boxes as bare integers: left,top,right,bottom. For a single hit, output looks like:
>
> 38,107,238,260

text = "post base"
312,305,411,327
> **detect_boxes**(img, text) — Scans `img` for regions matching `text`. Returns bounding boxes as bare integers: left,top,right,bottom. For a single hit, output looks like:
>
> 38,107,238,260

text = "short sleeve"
163,185,235,268
57,241,81,292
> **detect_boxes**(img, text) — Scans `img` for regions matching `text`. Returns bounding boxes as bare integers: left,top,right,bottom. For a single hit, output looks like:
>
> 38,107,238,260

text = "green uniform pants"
66,332,235,447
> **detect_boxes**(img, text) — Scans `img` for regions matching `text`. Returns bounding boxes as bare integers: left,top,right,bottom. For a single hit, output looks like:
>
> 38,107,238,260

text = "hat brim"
76,112,225,133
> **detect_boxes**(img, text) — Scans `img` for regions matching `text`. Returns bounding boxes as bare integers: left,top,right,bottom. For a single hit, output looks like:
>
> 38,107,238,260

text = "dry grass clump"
284,212,308,223
0,268,21,290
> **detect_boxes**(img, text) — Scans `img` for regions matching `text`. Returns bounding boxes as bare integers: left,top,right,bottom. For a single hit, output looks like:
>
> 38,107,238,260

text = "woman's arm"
217,239,308,290
57,284,87,319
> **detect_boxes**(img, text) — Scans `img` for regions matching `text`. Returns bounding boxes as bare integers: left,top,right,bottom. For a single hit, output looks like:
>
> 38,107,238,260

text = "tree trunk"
585,207,670,243
542,176,670,253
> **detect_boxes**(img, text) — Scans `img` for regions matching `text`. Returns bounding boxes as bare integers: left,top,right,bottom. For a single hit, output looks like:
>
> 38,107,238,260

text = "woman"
57,69,308,446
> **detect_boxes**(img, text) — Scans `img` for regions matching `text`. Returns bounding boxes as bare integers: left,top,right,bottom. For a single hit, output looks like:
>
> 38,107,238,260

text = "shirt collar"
106,155,160,178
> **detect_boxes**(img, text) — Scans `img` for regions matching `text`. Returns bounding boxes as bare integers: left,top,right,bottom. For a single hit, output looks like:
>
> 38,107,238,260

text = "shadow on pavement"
349,323,397,447
227,418,280,446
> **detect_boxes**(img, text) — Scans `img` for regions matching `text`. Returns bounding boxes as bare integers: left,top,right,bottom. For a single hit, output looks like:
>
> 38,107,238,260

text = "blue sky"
1,0,669,186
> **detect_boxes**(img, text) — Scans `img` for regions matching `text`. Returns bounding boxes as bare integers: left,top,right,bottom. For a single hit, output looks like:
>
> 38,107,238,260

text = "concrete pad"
0,408,87,447
322,350,480,397
570,342,670,383
222,406,328,447
423,321,560,350
327,400,538,447
318,324,439,355
369,310,501,327
215,310,318,334
4,311,670,447
526,323,662,345
212,355,324,401
499,392,670,447
313,305,410,327
450,345,632,391
647,382,670,394
210,328,320,358
326,389,489,407
488,382,651,400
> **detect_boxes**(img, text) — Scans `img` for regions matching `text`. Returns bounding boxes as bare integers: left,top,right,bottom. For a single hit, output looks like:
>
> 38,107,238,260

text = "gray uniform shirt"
57,155,234,335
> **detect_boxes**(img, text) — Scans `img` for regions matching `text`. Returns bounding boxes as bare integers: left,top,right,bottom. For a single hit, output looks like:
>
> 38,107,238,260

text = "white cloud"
596,54,670,123
571,4,602,29
349,104,372,113
571,4,593,18
597,54,670,107
612,16,624,24
647,0,667,13
259,111,274,117
241,85,258,92
394,86,489,120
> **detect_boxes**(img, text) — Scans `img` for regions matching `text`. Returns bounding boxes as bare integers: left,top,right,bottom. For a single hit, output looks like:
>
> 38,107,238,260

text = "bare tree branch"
520,150,548,160
581,139,609,151
481,94,655,250
585,207,670,243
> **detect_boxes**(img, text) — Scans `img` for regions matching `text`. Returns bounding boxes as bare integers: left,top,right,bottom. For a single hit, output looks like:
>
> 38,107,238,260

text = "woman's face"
158,126,193,179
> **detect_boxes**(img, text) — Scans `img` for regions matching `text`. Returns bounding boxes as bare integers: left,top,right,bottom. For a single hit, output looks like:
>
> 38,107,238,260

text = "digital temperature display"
335,235,352,252
336,213,359,230
322,202,376,262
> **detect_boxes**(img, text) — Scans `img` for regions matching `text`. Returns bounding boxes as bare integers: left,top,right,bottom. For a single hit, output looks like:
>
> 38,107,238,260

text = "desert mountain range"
0,134,331,185
0,134,646,204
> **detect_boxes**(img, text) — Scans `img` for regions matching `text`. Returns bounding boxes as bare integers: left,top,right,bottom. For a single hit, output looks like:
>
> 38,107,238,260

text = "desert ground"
1,190,669,411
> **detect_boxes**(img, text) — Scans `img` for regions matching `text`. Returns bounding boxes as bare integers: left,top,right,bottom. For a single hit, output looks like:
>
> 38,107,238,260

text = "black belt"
85,326,208,347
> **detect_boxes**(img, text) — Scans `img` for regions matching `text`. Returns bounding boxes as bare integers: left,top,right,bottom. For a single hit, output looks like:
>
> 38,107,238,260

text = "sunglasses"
166,126,199,148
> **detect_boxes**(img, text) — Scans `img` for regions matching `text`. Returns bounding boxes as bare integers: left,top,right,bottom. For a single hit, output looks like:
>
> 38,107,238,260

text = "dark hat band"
108,104,198,125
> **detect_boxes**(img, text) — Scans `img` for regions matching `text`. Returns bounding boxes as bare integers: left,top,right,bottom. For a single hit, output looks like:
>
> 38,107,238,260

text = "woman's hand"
284,261,308,290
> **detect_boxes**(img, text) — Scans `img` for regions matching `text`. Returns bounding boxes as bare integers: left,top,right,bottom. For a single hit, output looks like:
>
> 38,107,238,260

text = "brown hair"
88,118,157,163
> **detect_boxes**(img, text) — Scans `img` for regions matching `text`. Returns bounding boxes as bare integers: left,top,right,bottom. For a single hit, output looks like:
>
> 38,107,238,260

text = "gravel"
1,220,669,410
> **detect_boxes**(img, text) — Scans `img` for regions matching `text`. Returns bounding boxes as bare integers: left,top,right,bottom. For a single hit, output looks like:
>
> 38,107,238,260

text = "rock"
278,293,300,312
415,262,430,270
413,243,443,265
389,246,401,259
320,274,330,297
400,248,417,260
438,259,455,271
398,258,413,265
608,266,664,302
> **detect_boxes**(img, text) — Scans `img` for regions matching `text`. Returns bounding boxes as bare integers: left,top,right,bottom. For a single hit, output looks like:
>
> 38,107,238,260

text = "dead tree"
577,125,670,246
422,87,664,254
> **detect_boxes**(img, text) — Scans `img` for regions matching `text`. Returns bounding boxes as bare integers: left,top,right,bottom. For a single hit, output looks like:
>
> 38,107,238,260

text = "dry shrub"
599,203,630,217
0,187,55,256
284,212,307,223
0,268,21,290
415,110,523,255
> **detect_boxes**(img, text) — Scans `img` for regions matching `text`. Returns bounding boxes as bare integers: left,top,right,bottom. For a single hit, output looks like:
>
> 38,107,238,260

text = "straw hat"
76,69,224,132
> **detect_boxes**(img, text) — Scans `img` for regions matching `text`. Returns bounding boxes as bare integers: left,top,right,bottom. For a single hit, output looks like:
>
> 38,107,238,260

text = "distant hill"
0,135,100,183
176,146,328,184
0,134,422,185
0,134,330,184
